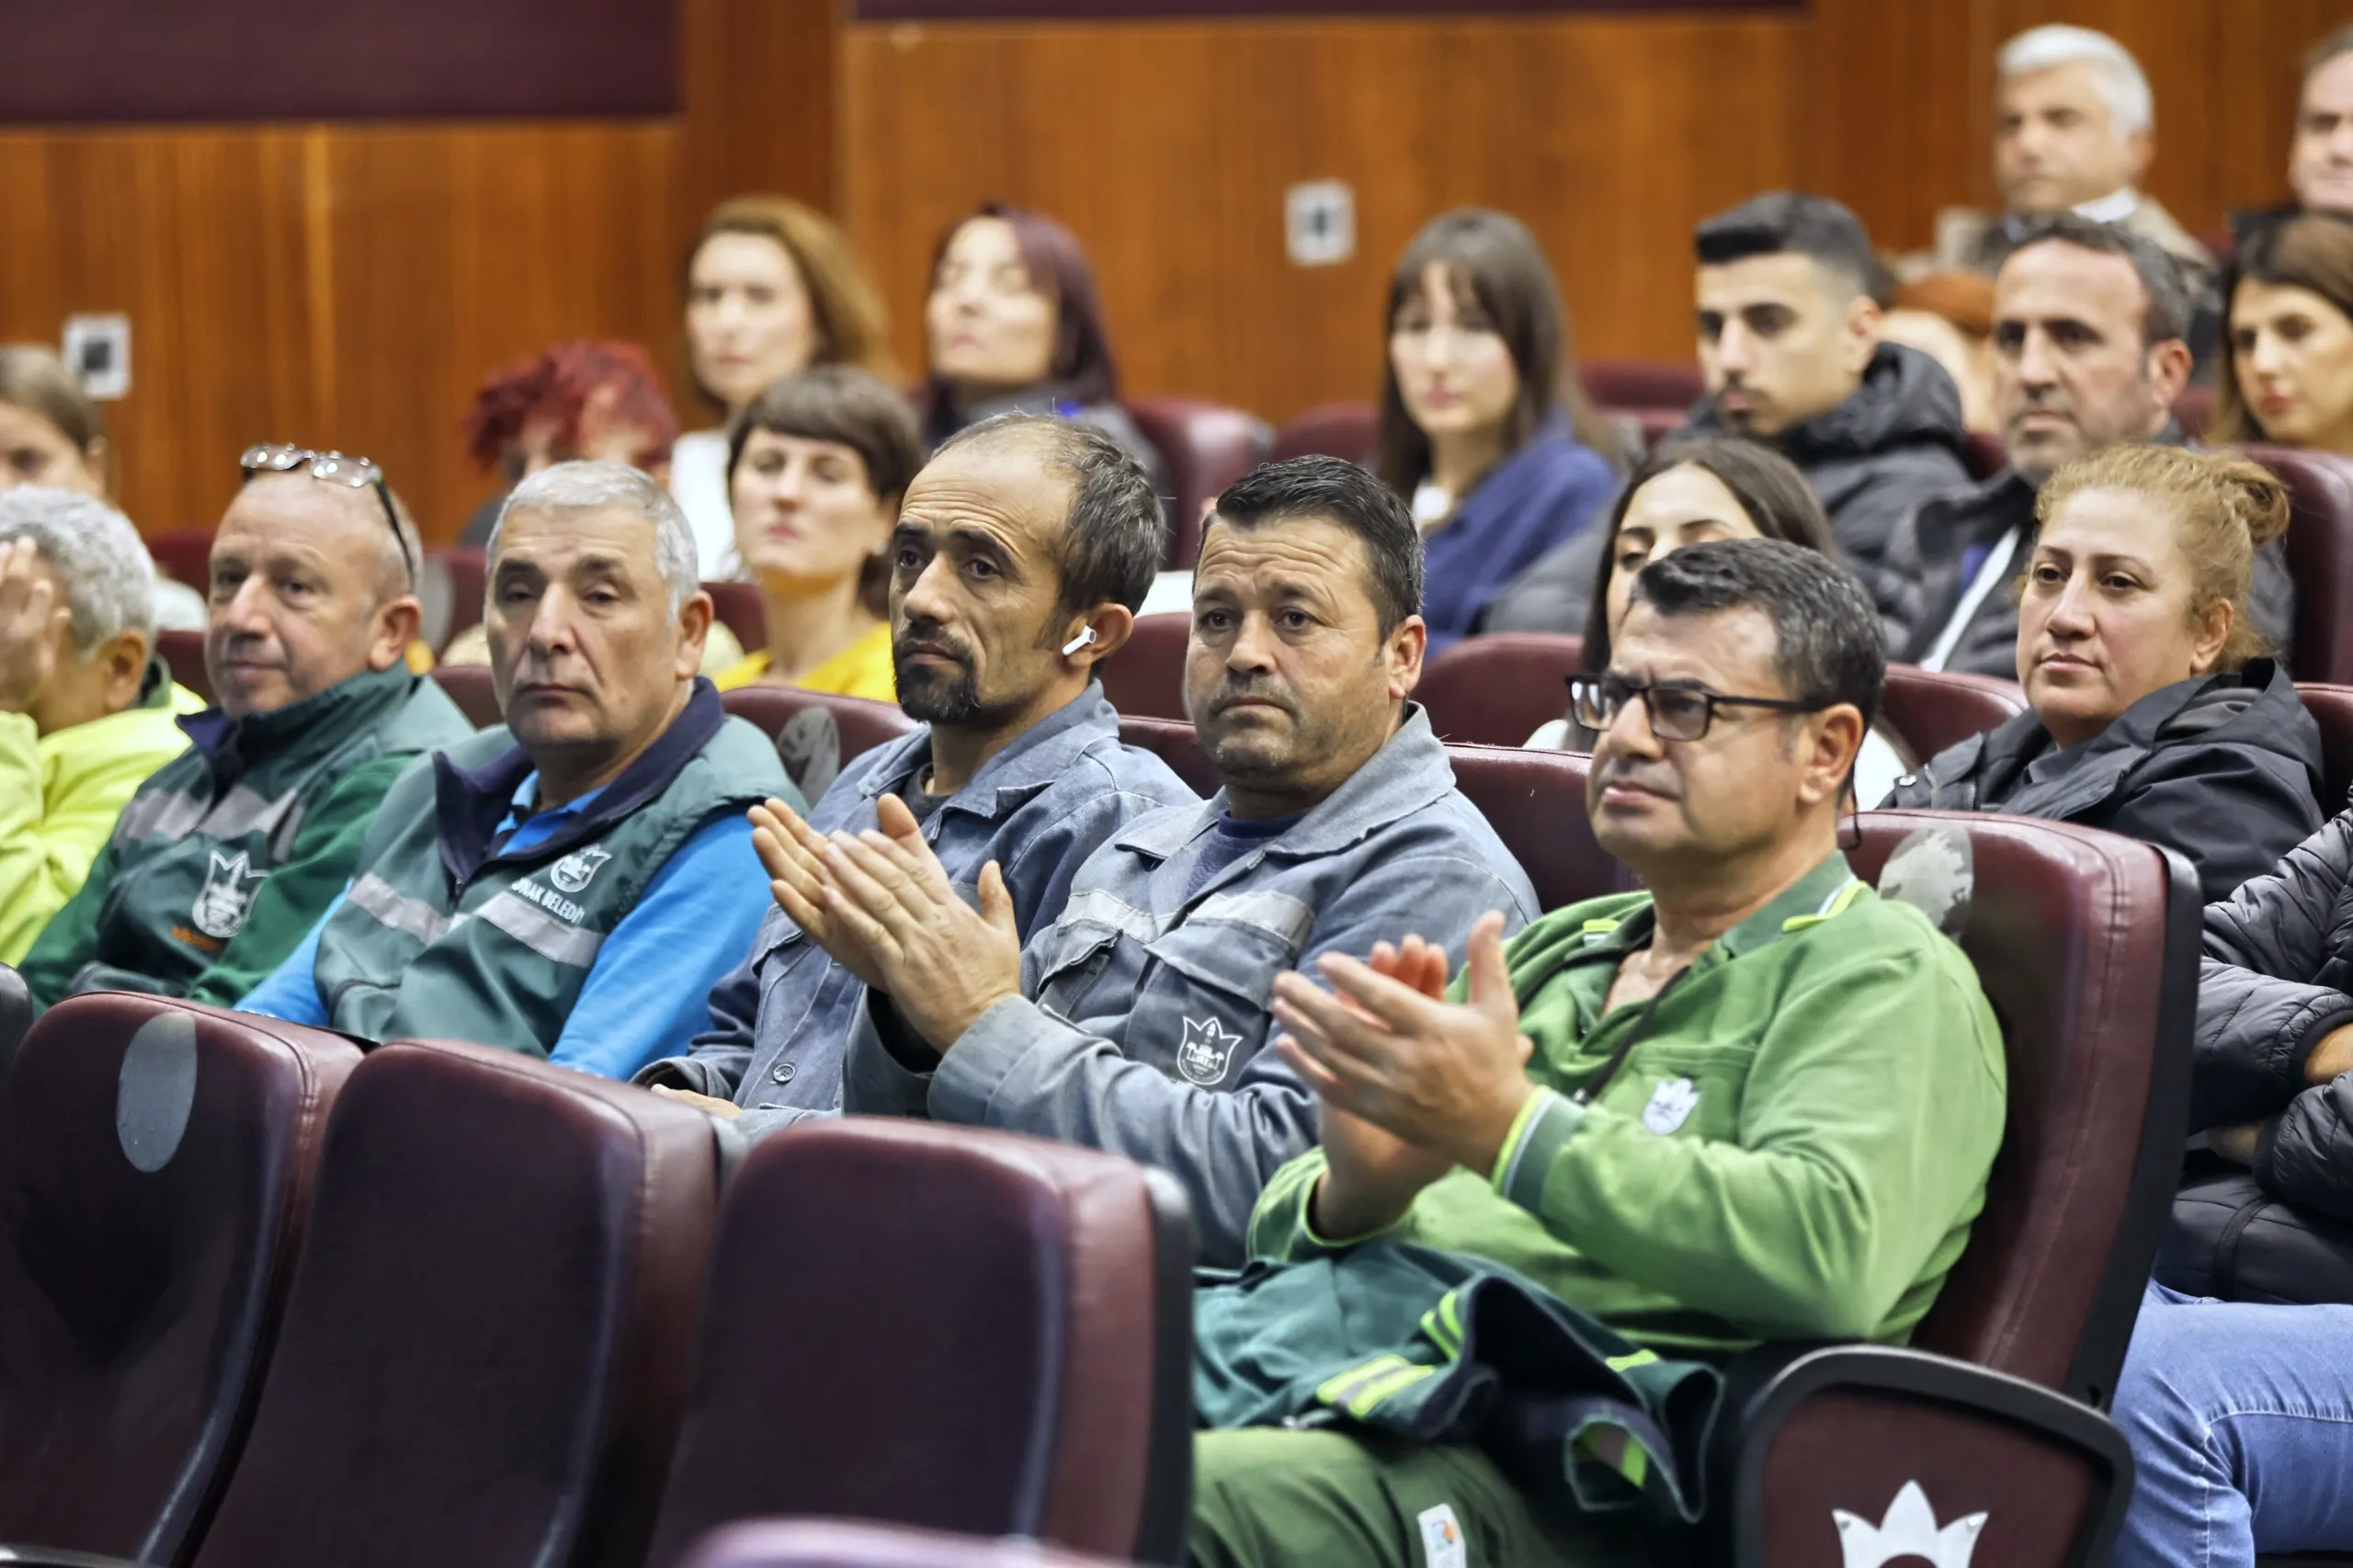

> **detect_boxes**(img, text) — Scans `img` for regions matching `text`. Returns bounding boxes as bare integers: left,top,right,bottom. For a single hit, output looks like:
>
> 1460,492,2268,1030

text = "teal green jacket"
1246,853,2006,1358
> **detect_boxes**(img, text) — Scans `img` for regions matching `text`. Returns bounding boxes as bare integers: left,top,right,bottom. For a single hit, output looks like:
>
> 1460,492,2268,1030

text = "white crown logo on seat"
1835,1481,1988,1568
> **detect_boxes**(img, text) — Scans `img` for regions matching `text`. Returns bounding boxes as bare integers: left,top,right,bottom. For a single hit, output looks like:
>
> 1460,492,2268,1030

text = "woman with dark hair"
1377,209,1620,651
1527,436,1910,802
921,203,1165,497
2214,211,2353,457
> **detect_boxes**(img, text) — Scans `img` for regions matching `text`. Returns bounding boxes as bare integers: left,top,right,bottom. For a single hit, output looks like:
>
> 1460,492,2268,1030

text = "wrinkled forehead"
898,435,1073,557
1194,513,1374,606
1995,244,2146,336
1610,599,1787,694
493,503,668,580
216,472,384,556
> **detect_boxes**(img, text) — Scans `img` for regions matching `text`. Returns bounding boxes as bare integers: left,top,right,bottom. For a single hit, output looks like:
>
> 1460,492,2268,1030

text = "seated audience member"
710,366,916,701
1374,208,1619,652
674,194,896,572
237,463,784,1074
1883,271,2000,433
1887,446,2320,903
1525,437,1909,803
0,345,205,631
0,489,203,964
1188,539,2004,1568
921,203,1167,500
1486,192,1972,631
17,446,472,1009
1886,216,2294,676
756,456,1539,1263
2282,27,2353,218
2213,212,2353,457
1920,26,2211,291
455,340,681,545
637,414,1198,1130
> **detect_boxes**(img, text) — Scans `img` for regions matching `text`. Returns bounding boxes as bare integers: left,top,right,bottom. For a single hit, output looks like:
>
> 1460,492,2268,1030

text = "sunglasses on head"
239,444,414,581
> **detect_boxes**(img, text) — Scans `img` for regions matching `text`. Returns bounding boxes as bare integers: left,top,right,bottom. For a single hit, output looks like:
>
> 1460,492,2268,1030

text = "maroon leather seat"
1116,714,1219,798
428,662,502,729
177,1040,726,1568
2175,384,2214,437
146,529,215,593
718,686,917,801
643,1120,1194,1568
683,1520,1132,1568
429,546,487,653
1124,396,1271,569
1962,429,2007,482
1096,612,1191,722
2299,683,2353,812
1441,744,1625,912
2237,444,2353,682
705,581,767,656
1416,633,1586,747
0,996,359,1564
1268,403,1375,466
1879,665,2027,766
1580,358,1703,412
157,629,212,707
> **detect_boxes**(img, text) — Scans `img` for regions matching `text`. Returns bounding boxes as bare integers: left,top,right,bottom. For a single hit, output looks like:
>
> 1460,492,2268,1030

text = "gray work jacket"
844,705,1541,1266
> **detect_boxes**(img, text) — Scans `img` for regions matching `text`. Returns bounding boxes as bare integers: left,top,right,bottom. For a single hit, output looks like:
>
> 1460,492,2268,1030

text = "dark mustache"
1591,759,1682,799
892,622,975,668
1209,680,1294,715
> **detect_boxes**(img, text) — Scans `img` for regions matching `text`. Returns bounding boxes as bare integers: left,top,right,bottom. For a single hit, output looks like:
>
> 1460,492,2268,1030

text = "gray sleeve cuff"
930,994,1086,1127
734,1104,837,1142
843,989,938,1118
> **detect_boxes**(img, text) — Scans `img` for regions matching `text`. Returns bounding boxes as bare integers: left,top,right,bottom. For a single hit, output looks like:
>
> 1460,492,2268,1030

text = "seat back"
0,996,359,1564
2239,444,2353,682
188,1040,726,1568
704,581,767,656
158,628,213,707
1848,812,2196,1404
0,963,27,1084
2300,683,2353,812
718,686,919,801
1415,633,1585,747
147,529,216,592
683,1520,1134,1568
1581,358,1702,411
1961,430,2006,482
428,663,502,729
1123,396,1270,568
429,546,488,653
1268,402,1374,465
1096,613,1191,722
1442,744,1624,912
1878,665,2026,767
1115,715,1220,799
645,1120,1196,1568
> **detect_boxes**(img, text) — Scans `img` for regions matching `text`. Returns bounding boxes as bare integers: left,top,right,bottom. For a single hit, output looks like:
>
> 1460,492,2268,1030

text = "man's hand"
1273,911,1536,1178
2309,1020,2353,1085
0,538,63,715
2211,1120,2266,1166
751,797,887,989
812,792,1024,1051
1302,934,1460,1239
648,1084,742,1120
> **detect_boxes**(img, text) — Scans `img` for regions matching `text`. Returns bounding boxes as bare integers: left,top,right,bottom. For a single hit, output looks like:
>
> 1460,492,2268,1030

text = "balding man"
236,462,790,1076
19,446,474,1009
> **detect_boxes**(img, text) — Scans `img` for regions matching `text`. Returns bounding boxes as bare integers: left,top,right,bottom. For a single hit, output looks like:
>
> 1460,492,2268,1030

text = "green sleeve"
1494,950,2006,1341
183,754,415,1008
15,836,117,1011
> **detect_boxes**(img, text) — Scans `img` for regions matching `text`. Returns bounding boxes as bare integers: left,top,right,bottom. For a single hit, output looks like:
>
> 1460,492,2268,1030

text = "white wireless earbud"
1061,626,1099,656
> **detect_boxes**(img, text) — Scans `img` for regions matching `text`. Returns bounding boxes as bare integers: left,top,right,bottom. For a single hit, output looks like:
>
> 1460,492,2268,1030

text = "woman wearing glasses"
1885,445,2323,903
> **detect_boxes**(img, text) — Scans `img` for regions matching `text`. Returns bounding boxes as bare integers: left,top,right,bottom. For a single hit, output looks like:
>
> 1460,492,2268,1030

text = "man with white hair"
1922,25,2212,288
0,488,206,963
237,460,792,1077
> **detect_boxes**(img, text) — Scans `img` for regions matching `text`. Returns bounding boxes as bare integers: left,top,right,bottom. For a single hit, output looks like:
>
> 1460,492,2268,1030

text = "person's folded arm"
2194,814,2353,1130
2252,1074,2353,1223
2105,744,2325,907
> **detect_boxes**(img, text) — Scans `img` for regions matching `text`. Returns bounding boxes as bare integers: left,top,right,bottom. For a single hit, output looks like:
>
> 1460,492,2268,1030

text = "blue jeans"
2110,1281,2353,1566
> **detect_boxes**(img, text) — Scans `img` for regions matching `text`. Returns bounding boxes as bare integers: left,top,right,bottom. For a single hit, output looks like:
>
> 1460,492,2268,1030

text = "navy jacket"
1421,424,1617,653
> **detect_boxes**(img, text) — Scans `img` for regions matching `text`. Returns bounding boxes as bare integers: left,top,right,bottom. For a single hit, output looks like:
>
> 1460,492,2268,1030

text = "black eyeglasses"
239,444,413,580
1568,673,1826,742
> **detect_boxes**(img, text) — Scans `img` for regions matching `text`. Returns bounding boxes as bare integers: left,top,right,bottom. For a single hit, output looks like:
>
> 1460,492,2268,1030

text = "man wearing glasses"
1186,540,2008,1568
17,446,475,1010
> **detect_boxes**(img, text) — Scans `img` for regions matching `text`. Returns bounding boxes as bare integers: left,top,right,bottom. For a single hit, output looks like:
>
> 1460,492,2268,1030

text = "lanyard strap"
1572,961,1692,1107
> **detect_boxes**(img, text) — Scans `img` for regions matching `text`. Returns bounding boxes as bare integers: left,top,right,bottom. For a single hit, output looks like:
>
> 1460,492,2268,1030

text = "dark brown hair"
1375,209,1620,496
0,345,114,499
686,195,896,414
2215,211,2353,445
728,365,923,619
924,203,1122,420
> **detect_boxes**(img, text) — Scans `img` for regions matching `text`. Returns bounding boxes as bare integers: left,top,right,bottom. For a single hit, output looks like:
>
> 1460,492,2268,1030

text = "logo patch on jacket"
1641,1076,1699,1135
1416,1504,1467,1568
550,845,613,894
191,849,267,941
1176,1014,1243,1085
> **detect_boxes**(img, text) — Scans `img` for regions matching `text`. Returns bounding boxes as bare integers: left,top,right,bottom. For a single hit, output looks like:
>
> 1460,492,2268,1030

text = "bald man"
18,446,475,1009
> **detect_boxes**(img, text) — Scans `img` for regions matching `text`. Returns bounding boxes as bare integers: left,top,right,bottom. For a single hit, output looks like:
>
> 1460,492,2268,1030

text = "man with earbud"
634,413,1198,1133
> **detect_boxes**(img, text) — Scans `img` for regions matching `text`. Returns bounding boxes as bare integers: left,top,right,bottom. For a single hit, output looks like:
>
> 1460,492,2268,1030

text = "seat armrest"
1711,1344,2133,1568
0,1548,153,1567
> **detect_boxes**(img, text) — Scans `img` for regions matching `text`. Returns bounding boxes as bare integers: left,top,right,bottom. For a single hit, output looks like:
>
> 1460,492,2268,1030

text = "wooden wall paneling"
677,0,843,222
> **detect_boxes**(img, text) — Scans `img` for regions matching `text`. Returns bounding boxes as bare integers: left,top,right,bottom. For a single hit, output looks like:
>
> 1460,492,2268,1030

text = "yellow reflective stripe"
1605,1348,1659,1373
1575,1426,1653,1491
1314,1354,1415,1410
1581,916,1622,935
1418,1290,1467,1358
1489,1088,1556,1187
1339,1362,1438,1420
1780,878,1868,932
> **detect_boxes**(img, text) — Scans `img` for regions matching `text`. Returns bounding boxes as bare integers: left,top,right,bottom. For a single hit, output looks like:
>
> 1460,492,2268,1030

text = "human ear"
2187,598,2234,677
1800,704,1867,808
369,596,425,672
1387,614,1428,702
676,590,714,679
1063,603,1134,670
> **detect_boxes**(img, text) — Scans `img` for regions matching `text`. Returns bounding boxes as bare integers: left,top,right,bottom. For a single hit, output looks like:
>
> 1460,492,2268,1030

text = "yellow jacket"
714,621,896,703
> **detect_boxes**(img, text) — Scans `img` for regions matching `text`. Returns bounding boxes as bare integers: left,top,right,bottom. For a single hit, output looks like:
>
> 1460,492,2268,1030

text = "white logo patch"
550,845,613,894
1641,1076,1699,1135
1176,1014,1243,1085
191,849,267,940
1415,1504,1467,1568
1835,1481,1987,1568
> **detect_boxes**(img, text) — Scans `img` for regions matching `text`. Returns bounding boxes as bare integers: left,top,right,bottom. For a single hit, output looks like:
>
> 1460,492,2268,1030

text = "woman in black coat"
1883,444,2323,903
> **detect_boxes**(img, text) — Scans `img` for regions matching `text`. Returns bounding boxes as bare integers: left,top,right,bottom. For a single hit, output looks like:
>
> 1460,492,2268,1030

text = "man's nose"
524,586,582,653
2013,329,2061,387
215,572,272,631
1598,689,1665,758
898,554,956,627
1223,610,1279,673
1713,323,1753,374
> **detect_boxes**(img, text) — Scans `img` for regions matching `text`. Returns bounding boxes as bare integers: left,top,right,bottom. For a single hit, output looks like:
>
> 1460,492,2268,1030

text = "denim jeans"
2109,1281,2353,1567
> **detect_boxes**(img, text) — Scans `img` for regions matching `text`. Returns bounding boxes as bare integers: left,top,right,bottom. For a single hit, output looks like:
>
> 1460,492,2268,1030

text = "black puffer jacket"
1881,658,2324,904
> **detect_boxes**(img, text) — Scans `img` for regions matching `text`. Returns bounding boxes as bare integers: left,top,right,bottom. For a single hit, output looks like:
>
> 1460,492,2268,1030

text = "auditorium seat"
683,1521,1132,1568
145,1039,726,1568
705,580,767,655
0,963,28,1083
1631,404,1685,450
2300,683,2353,812
1123,396,1271,568
718,686,917,801
1096,612,1191,722
1269,403,1375,466
146,529,215,592
2175,384,2214,437
426,546,487,653
643,1120,1195,1568
157,628,211,706
0,995,360,1565
2238,445,2353,683
1879,665,2027,765
1416,632,1585,746
1116,714,1220,799
1444,744,1628,911
1580,358,1702,412
428,662,502,729
1962,429,2007,482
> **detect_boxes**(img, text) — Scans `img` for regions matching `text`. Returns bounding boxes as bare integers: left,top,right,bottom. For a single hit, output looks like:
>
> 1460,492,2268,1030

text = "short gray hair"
0,486,156,656
487,460,699,613
1998,24,2154,138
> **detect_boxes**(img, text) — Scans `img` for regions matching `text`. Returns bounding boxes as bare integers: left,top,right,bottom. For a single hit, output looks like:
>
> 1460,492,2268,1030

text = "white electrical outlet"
1285,180,1355,267
63,314,131,401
